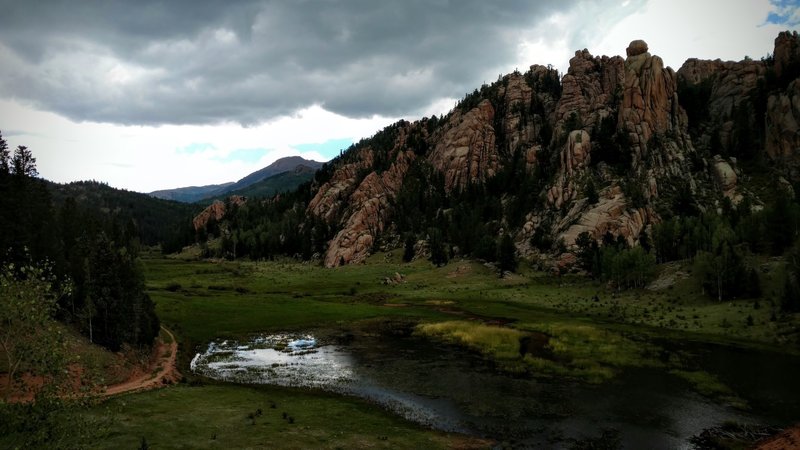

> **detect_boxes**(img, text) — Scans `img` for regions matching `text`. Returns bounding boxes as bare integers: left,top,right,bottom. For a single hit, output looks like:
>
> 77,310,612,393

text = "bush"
602,246,656,289
165,282,182,292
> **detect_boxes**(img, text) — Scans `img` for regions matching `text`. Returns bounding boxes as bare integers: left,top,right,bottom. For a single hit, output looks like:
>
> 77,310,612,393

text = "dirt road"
102,326,179,397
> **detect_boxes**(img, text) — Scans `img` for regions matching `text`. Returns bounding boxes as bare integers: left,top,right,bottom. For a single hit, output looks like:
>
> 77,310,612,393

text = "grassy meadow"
45,251,800,448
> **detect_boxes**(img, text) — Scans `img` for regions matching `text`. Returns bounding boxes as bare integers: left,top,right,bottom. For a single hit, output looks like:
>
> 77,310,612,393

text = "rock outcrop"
498,72,534,151
295,33,800,267
711,155,738,198
428,99,498,192
547,129,591,209
619,40,686,160
677,32,800,172
193,196,246,231
774,30,800,80
541,40,688,246
554,50,624,133
557,186,654,248
766,79,800,163
677,58,765,154
323,150,414,267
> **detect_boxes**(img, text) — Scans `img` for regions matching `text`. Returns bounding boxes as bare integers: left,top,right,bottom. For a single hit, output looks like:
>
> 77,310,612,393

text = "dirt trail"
754,424,800,450
102,326,179,397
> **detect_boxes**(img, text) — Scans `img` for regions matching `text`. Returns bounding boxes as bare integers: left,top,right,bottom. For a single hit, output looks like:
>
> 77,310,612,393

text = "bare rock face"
766,79,800,163
557,186,654,248
626,40,649,57
525,145,541,173
775,30,800,80
711,155,737,195
677,58,766,154
192,196,246,231
499,72,534,151
428,99,498,192
619,40,685,158
543,40,690,248
307,147,374,222
548,130,591,209
554,50,625,132
323,150,415,267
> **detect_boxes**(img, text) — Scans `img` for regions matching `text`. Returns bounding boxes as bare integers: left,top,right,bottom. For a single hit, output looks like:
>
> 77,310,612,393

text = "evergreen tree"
584,178,599,205
85,233,159,351
0,131,9,175
498,233,517,273
428,227,448,267
403,233,415,262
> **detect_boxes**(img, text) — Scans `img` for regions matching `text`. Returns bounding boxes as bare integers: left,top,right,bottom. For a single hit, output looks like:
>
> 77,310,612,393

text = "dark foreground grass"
79,384,485,449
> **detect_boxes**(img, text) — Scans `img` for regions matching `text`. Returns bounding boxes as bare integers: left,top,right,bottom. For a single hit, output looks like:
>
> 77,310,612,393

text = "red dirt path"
101,326,179,397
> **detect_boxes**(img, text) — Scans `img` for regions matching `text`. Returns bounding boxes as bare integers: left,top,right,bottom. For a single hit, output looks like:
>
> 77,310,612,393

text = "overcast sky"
0,0,797,193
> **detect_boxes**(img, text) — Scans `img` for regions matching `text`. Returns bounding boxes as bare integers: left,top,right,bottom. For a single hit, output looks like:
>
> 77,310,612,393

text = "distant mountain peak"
149,156,323,203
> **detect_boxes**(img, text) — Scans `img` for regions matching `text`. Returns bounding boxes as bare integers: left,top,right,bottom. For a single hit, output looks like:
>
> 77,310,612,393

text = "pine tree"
403,233,415,262
498,233,517,273
428,228,448,267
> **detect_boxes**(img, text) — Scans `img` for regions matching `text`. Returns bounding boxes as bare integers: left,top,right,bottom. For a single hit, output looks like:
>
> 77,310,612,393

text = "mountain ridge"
150,156,323,203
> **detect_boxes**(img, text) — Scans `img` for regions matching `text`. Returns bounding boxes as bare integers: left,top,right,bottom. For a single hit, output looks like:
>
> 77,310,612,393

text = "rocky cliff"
289,33,800,267
193,195,246,232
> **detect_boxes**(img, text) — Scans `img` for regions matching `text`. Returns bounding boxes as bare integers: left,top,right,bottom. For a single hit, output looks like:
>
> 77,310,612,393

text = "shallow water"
192,333,800,448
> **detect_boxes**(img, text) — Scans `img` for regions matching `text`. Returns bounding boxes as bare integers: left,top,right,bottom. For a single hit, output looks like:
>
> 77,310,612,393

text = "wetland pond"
191,331,800,449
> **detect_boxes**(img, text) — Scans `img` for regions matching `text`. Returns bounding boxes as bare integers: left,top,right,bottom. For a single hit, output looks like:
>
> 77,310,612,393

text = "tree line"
0,132,159,353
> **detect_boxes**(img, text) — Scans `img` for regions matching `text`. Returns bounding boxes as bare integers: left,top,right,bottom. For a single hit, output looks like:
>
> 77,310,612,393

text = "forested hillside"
0,132,181,353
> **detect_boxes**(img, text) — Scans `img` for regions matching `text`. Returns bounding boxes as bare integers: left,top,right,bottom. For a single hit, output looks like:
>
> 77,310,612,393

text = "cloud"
0,0,590,126
767,0,800,26
216,148,269,163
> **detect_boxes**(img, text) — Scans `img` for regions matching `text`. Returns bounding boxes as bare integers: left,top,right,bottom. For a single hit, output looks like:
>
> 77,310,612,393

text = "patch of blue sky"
216,148,269,163
177,142,215,154
293,138,353,159
767,0,800,27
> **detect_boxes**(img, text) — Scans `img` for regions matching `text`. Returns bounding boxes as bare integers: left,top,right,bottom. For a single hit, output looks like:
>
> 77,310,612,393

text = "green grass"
145,257,447,346
415,321,525,360
415,319,659,383
518,322,658,383
61,384,485,449
144,254,798,352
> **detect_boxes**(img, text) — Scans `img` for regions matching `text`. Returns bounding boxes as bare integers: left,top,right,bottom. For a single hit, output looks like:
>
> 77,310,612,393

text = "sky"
0,0,797,193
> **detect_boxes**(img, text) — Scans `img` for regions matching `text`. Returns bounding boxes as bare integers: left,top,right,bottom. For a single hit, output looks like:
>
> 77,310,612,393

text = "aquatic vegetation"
415,320,525,361
670,370,748,409
416,320,658,383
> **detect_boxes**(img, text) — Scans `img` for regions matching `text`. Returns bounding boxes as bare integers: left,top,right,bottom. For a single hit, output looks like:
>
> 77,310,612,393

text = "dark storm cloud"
0,0,581,125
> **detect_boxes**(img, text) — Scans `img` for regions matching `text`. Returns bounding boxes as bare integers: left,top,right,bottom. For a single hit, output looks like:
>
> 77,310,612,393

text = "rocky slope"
296,32,800,267
203,32,800,268
193,195,246,231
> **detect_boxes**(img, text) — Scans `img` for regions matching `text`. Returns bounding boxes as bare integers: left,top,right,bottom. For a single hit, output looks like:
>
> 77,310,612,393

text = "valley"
38,252,797,449
1,6,800,448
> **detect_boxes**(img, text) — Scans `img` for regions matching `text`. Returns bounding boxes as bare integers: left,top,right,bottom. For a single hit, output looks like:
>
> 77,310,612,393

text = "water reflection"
191,334,467,432
191,333,798,449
